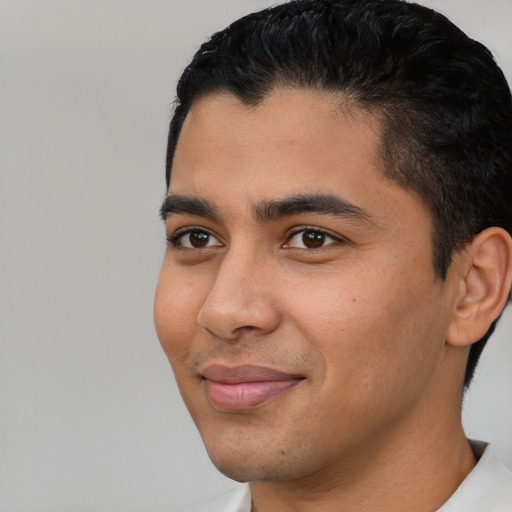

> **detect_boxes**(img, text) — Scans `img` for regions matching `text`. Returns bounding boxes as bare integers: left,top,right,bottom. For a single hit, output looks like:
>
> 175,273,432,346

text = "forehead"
172,89,380,187
169,88,428,233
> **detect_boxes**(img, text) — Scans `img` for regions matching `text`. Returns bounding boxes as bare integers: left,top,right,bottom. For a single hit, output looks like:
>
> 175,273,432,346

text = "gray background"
1,1,511,510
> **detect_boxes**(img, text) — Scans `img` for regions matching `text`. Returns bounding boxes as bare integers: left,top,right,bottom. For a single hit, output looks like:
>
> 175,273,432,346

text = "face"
154,89,458,483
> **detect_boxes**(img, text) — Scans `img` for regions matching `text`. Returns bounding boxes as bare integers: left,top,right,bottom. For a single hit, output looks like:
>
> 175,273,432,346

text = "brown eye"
171,229,222,249
188,231,211,248
302,230,326,248
285,228,339,249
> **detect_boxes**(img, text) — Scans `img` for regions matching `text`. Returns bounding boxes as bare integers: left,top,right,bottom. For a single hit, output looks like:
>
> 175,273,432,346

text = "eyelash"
166,227,222,249
166,225,344,251
284,226,343,249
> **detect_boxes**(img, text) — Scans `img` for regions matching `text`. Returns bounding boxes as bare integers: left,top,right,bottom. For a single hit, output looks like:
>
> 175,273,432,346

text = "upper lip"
201,364,304,384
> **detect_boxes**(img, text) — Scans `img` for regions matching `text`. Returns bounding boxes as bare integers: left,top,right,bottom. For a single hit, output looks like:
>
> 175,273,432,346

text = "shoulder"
439,441,512,512
184,484,251,512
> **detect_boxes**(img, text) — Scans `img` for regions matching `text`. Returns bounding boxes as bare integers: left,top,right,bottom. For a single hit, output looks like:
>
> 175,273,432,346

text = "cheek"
154,266,203,367
291,263,444,394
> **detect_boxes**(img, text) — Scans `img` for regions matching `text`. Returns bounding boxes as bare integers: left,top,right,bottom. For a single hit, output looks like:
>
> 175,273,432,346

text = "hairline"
167,85,449,280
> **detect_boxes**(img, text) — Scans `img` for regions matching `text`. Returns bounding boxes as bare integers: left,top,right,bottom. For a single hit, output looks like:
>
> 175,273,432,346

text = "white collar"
437,440,512,511
189,441,512,512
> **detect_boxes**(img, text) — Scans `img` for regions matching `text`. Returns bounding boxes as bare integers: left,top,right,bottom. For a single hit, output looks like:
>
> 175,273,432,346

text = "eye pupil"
190,231,210,248
302,230,325,248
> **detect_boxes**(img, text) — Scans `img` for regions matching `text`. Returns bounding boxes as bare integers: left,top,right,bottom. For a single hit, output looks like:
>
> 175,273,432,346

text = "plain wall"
1,1,511,510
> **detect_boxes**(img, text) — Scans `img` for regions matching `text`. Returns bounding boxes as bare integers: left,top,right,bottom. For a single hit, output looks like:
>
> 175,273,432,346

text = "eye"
168,228,222,249
284,228,340,249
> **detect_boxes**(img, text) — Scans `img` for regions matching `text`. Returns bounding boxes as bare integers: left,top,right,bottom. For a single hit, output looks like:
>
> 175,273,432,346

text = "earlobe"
446,227,512,347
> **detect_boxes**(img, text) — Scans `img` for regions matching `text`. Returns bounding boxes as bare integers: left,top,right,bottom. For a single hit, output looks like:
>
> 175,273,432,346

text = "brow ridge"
160,192,370,226
160,195,219,221
254,193,370,223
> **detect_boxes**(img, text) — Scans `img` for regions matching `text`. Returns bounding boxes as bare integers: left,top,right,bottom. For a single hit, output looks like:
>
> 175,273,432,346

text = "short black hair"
165,0,512,387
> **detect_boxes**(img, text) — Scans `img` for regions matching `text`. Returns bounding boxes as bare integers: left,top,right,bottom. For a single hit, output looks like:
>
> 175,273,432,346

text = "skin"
154,88,484,511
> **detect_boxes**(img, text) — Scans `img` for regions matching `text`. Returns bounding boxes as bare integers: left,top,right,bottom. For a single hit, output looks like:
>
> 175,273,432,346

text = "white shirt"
186,441,512,512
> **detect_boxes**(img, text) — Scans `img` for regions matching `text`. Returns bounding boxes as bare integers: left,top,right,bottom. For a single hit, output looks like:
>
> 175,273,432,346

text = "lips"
202,364,304,411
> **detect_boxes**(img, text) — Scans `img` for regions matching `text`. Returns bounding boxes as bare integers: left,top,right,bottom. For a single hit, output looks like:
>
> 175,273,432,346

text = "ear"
447,227,512,347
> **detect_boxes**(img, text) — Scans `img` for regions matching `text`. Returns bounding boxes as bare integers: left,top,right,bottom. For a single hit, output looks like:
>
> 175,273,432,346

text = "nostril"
197,293,281,341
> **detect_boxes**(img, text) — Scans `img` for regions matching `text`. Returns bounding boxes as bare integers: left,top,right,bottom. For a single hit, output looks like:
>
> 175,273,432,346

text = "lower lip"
204,379,302,411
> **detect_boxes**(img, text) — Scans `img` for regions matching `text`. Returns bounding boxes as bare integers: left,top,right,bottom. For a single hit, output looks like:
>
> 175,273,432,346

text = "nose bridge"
197,242,279,339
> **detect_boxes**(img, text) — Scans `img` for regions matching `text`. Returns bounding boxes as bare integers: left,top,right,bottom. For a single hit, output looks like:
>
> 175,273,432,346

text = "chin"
202,430,318,483
210,458,264,483
208,452,290,483
204,438,272,481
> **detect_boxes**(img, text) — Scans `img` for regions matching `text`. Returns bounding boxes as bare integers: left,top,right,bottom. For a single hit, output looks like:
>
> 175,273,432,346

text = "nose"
197,250,281,341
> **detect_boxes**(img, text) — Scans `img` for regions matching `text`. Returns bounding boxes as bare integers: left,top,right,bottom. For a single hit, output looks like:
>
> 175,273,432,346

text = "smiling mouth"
201,364,305,411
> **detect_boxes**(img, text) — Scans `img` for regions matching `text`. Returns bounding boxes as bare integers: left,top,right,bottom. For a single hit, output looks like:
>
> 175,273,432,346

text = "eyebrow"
160,195,219,221
160,192,372,225
254,193,371,224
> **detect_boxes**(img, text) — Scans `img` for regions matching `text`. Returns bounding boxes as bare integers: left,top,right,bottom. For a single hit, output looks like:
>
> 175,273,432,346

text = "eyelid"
282,225,346,249
166,225,223,248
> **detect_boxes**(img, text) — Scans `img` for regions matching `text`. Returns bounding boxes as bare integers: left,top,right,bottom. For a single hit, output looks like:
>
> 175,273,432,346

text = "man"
154,0,512,510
